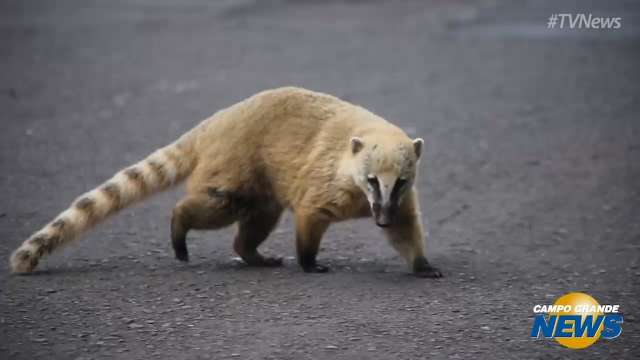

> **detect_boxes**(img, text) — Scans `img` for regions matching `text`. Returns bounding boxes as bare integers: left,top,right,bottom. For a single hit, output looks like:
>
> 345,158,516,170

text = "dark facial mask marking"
371,177,408,227
390,178,407,206
367,176,381,203
368,176,391,226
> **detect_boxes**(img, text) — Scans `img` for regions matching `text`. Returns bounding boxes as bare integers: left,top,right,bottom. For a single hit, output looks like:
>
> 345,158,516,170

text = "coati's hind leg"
171,191,237,262
233,202,284,267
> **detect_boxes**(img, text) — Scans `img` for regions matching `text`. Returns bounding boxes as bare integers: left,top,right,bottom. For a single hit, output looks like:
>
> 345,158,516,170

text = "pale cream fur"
9,87,440,277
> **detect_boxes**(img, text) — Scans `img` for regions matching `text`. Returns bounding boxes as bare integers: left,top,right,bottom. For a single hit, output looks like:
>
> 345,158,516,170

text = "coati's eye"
392,178,408,195
395,178,407,189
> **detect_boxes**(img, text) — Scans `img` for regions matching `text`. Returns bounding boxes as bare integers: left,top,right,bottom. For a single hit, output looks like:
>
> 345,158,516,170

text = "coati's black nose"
372,203,394,227
375,211,392,227
375,203,395,227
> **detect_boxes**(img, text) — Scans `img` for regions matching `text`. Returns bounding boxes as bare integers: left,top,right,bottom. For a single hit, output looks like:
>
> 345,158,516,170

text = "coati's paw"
413,266,443,278
245,256,283,267
412,256,443,278
302,264,330,273
9,248,38,274
174,247,189,262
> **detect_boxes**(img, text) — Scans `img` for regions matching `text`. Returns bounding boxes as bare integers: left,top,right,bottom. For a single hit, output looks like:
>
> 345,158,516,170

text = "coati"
9,87,442,278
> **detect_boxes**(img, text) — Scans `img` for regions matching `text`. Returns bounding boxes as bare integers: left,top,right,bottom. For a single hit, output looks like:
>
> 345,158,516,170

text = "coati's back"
186,87,370,205
244,87,408,206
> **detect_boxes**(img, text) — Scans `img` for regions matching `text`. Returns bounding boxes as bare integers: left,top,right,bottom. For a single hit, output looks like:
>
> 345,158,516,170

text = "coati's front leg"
295,211,330,273
383,193,442,278
233,202,284,267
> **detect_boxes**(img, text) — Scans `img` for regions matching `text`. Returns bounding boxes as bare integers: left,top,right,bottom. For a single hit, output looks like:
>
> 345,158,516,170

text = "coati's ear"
351,137,364,154
412,138,424,159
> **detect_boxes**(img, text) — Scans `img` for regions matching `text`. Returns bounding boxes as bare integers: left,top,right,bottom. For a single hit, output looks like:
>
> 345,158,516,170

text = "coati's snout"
371,202,396,227
368,175,402,227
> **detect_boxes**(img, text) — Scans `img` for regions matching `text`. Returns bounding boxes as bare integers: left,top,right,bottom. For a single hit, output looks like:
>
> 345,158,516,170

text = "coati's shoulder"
219,86,384,125
263,87,404,129
201,86,341,130
253,87,411,152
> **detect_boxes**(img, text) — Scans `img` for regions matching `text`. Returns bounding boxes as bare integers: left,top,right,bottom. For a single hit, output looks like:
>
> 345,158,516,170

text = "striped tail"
9,136,198,274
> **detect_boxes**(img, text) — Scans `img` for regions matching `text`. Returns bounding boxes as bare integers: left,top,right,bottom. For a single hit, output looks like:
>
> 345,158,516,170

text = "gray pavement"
1,0,639,359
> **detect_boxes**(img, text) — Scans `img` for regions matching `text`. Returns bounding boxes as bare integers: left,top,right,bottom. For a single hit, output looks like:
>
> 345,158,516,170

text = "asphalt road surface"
1,0,639,359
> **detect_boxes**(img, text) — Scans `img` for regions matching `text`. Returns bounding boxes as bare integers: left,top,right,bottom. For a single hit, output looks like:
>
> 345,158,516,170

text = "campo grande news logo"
530,292,623,349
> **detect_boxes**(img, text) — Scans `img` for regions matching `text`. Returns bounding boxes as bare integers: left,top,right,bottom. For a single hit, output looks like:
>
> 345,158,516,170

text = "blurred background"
1,1,639,359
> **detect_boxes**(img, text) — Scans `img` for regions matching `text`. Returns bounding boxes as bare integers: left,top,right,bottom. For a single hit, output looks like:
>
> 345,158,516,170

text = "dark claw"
174,246,189,262
303,264,329,273
413,256,442,278
414,266,443,278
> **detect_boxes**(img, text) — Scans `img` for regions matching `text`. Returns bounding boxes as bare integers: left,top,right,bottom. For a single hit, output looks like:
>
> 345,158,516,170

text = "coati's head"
349,135,423,227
